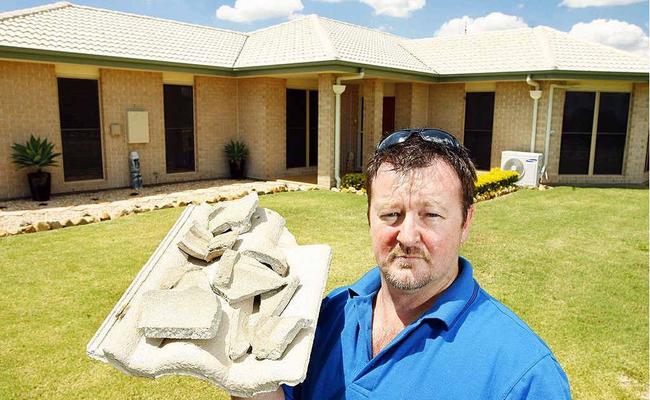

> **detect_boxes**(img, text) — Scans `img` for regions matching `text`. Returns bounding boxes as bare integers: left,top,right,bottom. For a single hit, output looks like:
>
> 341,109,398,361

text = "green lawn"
0,187,647,399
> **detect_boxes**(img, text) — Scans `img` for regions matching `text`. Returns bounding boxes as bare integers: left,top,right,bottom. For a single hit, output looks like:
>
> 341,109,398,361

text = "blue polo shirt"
283,258,571,399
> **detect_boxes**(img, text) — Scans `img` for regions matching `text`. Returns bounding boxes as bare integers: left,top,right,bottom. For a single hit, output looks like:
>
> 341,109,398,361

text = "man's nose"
396,213,421,247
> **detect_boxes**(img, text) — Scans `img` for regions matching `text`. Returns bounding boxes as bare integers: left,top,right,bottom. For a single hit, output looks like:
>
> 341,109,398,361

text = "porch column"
318,74,336,188
362,79,383,166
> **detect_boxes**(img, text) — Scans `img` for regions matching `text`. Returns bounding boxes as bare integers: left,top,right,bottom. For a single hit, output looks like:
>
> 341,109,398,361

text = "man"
240,128,571,399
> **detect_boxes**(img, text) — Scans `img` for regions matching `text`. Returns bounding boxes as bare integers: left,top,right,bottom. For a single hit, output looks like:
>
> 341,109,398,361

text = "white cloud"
560,0,645,8
359,0,425,18
216,0,304,23
435,12,528,36
569,19,649,57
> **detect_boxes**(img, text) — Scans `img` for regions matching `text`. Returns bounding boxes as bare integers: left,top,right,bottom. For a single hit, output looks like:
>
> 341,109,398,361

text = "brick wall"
0,61,61,199
362,79,384,167
237,77,287,180
492,82,535,167
427,83,465,141
195,76,238,180
395,83,411,130
411,83,429,128
340,84,360,173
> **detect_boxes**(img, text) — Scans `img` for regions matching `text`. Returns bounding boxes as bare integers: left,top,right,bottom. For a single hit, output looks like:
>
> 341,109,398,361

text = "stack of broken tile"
86,192,332,397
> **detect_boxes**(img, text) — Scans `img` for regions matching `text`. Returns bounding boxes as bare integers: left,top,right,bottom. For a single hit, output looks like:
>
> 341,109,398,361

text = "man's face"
369,160,473,292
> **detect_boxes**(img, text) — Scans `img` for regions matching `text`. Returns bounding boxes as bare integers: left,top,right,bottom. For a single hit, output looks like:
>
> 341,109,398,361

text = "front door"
464,92,495,170
382,96,395,136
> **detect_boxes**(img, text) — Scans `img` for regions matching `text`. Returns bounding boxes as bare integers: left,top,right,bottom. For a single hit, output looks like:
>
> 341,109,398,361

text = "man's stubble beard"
381,248,434,291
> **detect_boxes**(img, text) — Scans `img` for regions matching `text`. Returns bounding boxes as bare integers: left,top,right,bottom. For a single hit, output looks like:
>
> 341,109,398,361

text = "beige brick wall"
238,77,287,180
427,83,465,141
411,83,429,128
395,83,411,130
317,74,336,187
492,82,535,167
195,76,238,180
624,83,649,182
362,79,384,167
0,60,61,199
100,69,166,187
394,82,429,130
340,84,360,173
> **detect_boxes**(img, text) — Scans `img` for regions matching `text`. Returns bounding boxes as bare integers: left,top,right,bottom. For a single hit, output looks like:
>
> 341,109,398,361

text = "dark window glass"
382,96,395,135
309,90,318,167
464,92,494,170
645,137,649,172
559,92,595,174
594,92,629,175
164,85,194,173
286,89,307,168
57,78,103,181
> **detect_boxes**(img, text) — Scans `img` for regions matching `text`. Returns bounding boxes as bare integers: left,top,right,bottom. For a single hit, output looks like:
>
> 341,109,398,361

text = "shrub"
474,168,520,201
224,140,249,161
341,173,365,190
11,135,61,172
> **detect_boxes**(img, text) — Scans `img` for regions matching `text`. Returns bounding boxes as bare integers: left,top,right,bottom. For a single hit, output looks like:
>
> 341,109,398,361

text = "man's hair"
364,134,477,222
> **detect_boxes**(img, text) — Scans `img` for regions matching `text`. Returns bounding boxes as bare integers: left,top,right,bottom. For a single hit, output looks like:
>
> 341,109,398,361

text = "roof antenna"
464,21,467,35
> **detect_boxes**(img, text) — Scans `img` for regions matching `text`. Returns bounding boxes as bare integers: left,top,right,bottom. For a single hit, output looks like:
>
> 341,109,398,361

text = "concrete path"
0,180,314,237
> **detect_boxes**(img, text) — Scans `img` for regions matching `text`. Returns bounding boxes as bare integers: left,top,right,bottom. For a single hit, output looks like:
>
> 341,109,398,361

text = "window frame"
559,90,632,176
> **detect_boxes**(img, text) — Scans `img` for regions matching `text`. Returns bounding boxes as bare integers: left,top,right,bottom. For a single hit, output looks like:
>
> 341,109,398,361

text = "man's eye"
380,212,399,220
425,213,441,218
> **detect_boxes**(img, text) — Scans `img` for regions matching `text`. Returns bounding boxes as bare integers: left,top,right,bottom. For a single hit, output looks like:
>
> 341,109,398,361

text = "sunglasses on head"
376,128,460,152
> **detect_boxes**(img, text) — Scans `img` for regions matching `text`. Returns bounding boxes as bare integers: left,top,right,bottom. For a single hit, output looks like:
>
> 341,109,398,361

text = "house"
0,1,647,200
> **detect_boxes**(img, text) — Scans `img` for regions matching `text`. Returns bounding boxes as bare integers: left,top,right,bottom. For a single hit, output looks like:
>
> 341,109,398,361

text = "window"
164,85,195,173
559,91,630,175
285,89,318,168
464,92,495,170
57,78,103,181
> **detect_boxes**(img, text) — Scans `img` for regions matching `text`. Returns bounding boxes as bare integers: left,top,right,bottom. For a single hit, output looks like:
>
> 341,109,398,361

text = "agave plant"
224,139,249,162
11,135,61,172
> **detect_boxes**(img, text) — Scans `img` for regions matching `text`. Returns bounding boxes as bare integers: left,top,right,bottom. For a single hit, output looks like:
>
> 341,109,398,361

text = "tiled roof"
402,26,648,75
0,2,647,77
0,2,247,68
235,16,432,73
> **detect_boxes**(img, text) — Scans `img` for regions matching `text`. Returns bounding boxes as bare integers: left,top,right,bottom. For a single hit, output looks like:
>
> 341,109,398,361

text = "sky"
1,0,648,57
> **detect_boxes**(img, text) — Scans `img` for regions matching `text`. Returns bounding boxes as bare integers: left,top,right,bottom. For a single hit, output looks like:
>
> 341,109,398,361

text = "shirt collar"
347,257,478,330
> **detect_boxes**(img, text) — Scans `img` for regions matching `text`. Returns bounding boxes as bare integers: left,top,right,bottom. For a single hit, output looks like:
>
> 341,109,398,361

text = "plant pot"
229,159,246,179
28,171,51,201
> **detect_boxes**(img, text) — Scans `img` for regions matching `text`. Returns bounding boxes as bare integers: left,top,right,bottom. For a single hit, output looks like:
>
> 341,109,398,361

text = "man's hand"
231,388,285,400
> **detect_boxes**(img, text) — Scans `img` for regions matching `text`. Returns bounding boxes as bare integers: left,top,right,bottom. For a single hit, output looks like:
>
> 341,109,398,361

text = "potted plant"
11,135,61,201
224,139,249,179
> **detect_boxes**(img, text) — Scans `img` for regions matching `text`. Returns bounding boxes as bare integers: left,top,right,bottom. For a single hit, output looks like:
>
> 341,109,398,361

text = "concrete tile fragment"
227,297,254,361
238,237,288,276
249,315,311,360
137,287,221,340
209,192,258,235
177,221,218,262
240,208,286,245
212,255,286,303
174,269,211,292
259,276,300,317
159,264,203,290
208,231,238,256
205,249,240,289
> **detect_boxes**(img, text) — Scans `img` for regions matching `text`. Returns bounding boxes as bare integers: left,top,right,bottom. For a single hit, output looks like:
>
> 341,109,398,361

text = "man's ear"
461,205,474,244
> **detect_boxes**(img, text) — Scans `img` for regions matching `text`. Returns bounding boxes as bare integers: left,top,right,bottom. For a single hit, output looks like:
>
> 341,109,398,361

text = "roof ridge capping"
0,1,71,21
246,14,315,35
406,26,536,43
316,15,408,39
310,15,338,60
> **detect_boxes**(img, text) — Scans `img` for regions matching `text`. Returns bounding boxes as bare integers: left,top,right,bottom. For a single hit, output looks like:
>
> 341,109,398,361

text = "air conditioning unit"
500,151,543,187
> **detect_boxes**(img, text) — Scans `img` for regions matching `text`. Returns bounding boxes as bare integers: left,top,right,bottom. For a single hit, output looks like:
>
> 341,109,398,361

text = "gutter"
333,69,365,188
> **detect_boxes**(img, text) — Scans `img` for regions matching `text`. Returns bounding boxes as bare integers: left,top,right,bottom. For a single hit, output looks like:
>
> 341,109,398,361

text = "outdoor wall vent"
127,110,149,144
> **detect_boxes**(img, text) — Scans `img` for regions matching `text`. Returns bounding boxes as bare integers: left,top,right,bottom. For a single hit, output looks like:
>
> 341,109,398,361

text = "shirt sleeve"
504,354,572,400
